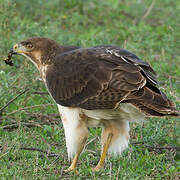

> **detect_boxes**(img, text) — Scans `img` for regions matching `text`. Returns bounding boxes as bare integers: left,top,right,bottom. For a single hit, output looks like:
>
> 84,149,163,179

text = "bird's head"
10,37,60,67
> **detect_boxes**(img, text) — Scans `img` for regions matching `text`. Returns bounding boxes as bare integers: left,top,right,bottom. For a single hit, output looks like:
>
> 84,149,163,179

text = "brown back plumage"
45,45,179,117
16,37,179,117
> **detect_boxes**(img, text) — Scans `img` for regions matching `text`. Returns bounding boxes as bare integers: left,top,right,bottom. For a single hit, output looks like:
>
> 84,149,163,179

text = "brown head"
11,37,61,67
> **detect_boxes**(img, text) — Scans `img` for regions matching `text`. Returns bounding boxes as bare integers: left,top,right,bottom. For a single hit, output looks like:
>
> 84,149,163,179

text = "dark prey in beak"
3,47,16,66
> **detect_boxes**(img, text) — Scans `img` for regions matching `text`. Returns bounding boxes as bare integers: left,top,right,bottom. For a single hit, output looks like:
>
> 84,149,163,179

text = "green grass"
0,0,180,179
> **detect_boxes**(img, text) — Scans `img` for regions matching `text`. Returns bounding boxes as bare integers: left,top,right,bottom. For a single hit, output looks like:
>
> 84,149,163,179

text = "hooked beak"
10,43,26,54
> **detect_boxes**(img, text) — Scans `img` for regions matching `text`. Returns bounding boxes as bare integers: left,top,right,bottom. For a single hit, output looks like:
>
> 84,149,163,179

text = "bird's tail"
126,86,179,117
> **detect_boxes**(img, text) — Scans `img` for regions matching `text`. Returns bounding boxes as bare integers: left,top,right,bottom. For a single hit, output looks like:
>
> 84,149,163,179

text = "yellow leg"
64,137,87,173
92,133,113,172
64,152,80,173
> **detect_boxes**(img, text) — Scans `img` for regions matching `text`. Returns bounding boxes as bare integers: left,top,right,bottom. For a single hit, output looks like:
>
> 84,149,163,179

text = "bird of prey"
8,37,179,172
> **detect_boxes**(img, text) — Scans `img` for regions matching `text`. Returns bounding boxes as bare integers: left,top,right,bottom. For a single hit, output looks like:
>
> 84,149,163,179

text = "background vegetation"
0,0,179,179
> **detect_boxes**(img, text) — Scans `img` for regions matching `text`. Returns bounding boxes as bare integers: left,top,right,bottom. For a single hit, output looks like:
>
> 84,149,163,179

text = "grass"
0,0,179,179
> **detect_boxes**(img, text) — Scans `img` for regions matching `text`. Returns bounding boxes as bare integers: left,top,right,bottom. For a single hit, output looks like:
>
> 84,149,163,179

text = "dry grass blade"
20,147,59,157
0,89,29,114
141,0,156,20
5,104,55,116
0,122,42,130
131,141,180,151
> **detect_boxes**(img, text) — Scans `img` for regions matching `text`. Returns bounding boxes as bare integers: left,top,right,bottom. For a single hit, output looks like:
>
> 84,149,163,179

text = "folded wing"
45,45,179,116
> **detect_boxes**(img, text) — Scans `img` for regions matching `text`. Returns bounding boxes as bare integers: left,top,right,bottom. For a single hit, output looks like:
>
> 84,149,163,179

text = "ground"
0,0,179,179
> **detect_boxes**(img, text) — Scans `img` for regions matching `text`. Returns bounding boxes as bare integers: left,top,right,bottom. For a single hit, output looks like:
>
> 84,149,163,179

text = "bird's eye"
26,43,33,49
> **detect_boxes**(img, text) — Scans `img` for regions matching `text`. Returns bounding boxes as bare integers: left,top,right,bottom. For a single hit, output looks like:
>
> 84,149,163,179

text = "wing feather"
45,45,179,115
46,49,111,107
45,47,150,108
